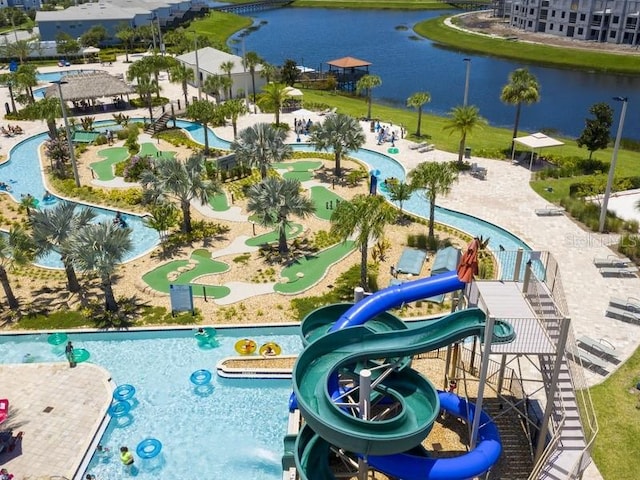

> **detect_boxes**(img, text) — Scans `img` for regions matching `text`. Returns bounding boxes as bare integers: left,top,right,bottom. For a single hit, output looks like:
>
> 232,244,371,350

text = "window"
559,25,564,32
561,12,565,19
580,14,586,21
528,20,533,27
610,30,616,38
578,27,584,34
613,16,619,24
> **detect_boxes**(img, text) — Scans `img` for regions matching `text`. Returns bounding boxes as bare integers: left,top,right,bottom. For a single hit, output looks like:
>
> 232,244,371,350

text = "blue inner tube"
137,438,162,459
113,384,136,401
190,369,212,386
47,332,68,345
108,400,131,417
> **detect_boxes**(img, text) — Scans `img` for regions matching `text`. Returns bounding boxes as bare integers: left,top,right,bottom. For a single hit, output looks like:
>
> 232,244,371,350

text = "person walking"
65,341,75,368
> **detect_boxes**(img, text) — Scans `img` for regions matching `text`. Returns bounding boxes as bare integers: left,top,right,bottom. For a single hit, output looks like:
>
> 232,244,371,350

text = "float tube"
47,332,68,345
234,338,257,355
259,342,282,357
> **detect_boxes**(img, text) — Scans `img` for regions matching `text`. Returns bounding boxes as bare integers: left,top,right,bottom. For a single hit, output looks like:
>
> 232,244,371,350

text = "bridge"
440,0,493,10
212,0,294,14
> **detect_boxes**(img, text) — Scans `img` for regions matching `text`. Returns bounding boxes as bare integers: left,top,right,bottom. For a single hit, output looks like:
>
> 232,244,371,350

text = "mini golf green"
142,251,230,298
272,161,323,182
245,223,304,247
275,241,355,294
139,142,176,160
209,193,230,211
90,147,128,181
310,186,344,221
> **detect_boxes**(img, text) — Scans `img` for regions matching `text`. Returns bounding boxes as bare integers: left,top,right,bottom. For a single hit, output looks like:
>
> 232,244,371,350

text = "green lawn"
273,160,323,182
310,186,343,221
90,147,129,181
291,0,443,8
275,241,356,294
245,223,304,247
188,11,253,46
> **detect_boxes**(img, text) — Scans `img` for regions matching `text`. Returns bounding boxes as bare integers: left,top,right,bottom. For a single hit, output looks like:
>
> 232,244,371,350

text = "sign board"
169,284,194,315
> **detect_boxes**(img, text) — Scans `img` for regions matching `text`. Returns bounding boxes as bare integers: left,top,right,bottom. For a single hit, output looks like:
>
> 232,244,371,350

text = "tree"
79,25,108,48
13,64,37,104
21,96,61,139
500,68,541,149
0,226,36,310
443,105,487,165
69,222,132,312
231,123,292,179
246,177,315,254
409,161,458,240
186,99,220,155
221,98,248,138
2,40,33,64
330,194,396,289
244,51,262,104
309,113,365,177
30,201,96,293
0,73,17,113
280,59,299,86
135,73,157,120
387,180,413,215
55,32,80,57
169,61,194,109
258,82,288,126
203,74,230,104
356,74,382,120
577,102,613,160
260,61,278,83
140,154,221,233
115,24,136,63
144,202,180,247
220,60,235,99
407,91,431,137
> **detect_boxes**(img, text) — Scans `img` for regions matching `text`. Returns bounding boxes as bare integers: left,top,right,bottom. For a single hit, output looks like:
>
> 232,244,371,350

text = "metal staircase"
144,112,171,135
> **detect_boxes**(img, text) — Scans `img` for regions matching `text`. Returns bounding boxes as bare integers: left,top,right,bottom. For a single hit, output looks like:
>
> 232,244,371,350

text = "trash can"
464,147,472,159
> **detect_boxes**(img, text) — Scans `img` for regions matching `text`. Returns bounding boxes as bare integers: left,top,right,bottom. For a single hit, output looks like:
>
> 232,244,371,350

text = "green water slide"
292,308,514,458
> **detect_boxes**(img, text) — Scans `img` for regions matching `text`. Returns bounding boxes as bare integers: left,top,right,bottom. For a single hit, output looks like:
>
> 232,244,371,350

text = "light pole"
463,58,471,106
194,36,202,100
598,96,628,233
53,80,80,187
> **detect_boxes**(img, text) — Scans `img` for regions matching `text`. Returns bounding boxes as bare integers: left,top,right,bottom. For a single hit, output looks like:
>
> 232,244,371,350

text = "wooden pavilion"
326,56,372,91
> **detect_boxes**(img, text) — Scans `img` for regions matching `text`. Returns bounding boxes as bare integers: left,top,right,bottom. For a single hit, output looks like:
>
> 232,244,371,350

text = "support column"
496,354,507,395
471,316,495,449
354,287,365,303
358,369,371,480
513,248,524,281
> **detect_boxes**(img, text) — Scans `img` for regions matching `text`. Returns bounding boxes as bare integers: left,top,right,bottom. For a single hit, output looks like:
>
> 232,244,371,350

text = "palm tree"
330,194,396,289
169,61,194,108
186,99,220,155
69,222,132,312
443,105,487,165
0,226,36,310
407,92,431,137
260,61,278,84
500,68,541,149
259,82,288,125
246,177,315,254
15,64,37,104
387,180,413,215
144,202,180,247
356,74,382,120
135,73,158,121
32,97,62,139
30,202,96,293
220,60,235,99
115,25,136,63
203,74,225,103
140,154,221,233
309,113,365,177
0,72,18,113
221,98,248,138
408,161,458,240
231,123,292,179
244,51,262,104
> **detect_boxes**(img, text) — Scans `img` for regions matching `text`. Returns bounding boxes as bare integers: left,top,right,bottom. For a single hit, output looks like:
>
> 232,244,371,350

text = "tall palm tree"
408,161,458,240
15,64,37,104
260,61,278,84
356,74,382,120
186,99,220,155
407,91,431,137
258,82,288,125
220,60,235,99
309,113,365,177
443,105,487,165
135,73,158,121
28,97,62,139
140,154,221,233
243,51,262,104
115,24,136,63
169,61,194,108
330,194,396,289
203,74,225,103
69,222,132,312
0,226,35,309
221,98,248,138
231,123,292,179
500,68,541,149
30,202,96,293
141,54,171,99
0,72,18,113
387,180,413,215
246,177,315,254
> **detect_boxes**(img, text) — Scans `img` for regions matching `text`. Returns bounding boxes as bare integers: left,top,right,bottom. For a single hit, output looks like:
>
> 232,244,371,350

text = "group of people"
293,118,313,136
84,445,134,479
0,468,14,480
1,125,23,137
105,129,114,146
376,125,398,147
0,181,12,192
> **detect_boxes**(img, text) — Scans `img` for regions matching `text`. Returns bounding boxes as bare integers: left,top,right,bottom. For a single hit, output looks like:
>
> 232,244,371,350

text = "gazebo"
326,56,372,91
512,132,564,170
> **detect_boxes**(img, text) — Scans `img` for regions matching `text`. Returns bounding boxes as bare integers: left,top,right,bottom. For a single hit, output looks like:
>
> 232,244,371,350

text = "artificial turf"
90,147,128,181
310,186,343,221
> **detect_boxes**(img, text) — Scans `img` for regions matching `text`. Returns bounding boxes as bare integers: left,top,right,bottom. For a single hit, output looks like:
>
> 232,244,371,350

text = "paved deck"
0,363,112,479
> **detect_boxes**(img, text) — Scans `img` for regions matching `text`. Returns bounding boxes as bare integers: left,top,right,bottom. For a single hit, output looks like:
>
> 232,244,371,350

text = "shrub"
619,234,640,263
122,154,154,182
95,134,108,145
407,233,428,250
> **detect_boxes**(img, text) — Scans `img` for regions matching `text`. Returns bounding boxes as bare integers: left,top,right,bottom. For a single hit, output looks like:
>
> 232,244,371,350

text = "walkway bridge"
212,0,293,14
439,0,493,10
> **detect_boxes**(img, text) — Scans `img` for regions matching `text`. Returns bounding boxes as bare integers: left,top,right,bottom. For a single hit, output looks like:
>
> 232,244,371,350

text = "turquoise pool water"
36,69,98,83
0,327,303,480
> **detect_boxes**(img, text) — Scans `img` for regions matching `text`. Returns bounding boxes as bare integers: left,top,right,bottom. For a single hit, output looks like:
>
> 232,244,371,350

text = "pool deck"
0,363,112,479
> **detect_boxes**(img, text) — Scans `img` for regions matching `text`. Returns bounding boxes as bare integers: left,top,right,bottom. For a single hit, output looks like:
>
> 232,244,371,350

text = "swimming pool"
0,327,303,480
36,69,98,83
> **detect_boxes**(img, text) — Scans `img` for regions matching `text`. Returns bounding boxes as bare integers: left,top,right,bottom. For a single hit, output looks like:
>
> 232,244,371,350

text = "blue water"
0,327,303,480
37,69,98,83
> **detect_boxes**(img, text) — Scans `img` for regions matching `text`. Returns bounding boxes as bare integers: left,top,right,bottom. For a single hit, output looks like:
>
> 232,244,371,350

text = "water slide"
292,271,514,480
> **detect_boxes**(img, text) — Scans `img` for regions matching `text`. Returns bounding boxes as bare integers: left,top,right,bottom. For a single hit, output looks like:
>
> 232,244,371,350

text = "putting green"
272,160,323,182
90,147,128,181
139,142,176,160
274,241,356,294
142,250,230,298
310,186,344,221
209,192,229,211
245,223,304,247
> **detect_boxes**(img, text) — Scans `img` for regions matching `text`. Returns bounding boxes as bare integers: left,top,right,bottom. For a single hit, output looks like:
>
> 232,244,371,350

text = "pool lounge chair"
599,266,638,278
409,142,428,150
535,206,565,216
605,305,640,325
566,345,609,373
470,163,488,180
593,255,632,268
576,336,619,362
418,144,435,153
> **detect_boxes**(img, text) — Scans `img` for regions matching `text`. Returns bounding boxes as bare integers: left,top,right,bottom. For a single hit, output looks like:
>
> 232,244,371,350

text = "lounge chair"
566,344,608,372
599,266,638,278
576,336,618,362
605,305,640,324
593,255,632,268
470,163,488,180
409,142,427,150
418,144,435,153
608,297,640,313
535,206,565,216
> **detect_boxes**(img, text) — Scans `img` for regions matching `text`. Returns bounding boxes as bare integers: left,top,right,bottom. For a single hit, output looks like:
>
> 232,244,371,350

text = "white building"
508,0,640,45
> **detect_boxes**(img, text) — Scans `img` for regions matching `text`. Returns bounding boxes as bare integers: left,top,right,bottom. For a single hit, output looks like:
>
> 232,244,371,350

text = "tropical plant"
246,177,315,254
408,161,458,240
0,226,36,310
280,59,299,86
330,194,396,289
19,194,38,216
69,222,132,312
221,98,248,138
30,201,96,293
80,116,95,132
0,72,18,113
387,180,413,215
115,24,136,63
55,32,81,56
14,64,37,104
258,82,288,125
260,61,278,83
231,123,292,179
44,136,70,176
577,102,614,160
500,68,541,149
133,72,157,120
186,99,220,155
443,105,487,165
407,91,431,137
244,51,262,104
144,202,180,245
309,113,365,177
356,74,382,120
169,61,194,108
79,25,108,47
220,60,235,99
139,155,221,233
203,74,228,104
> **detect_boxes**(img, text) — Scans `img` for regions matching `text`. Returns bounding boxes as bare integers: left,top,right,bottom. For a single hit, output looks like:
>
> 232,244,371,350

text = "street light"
52,80,80,187
598,96,628,233
194,36,202,100
463,58,471,106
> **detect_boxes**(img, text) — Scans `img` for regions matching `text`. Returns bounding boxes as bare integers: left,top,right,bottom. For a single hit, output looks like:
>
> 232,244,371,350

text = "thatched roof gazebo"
326,56,372,91
44,71,134,105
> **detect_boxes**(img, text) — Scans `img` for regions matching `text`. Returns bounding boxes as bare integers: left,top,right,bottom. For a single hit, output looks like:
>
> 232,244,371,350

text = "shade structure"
284,86,304,97
512,132,564,170
82,46,101,55
291,108,316,117
43,71,134,102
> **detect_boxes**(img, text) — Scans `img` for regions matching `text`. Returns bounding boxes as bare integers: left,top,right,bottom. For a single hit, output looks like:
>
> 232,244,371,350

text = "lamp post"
463,58,471,106
53,80,80,187
598,96,628,233
194,36,202,100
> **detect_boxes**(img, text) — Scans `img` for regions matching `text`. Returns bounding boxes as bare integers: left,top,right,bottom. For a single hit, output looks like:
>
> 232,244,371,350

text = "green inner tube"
387,147,399,154
48,332,68,345
73,348,90,363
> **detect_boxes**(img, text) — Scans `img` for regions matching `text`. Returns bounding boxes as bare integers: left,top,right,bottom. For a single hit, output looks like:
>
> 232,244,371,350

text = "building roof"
177,47,261,76
43,71,134,102
35,0,191,22
513,132,564,149
326,56,372,68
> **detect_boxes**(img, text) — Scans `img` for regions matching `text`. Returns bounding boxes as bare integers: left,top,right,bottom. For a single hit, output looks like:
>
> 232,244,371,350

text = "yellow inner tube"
234,339,257,355
259,342,282,357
